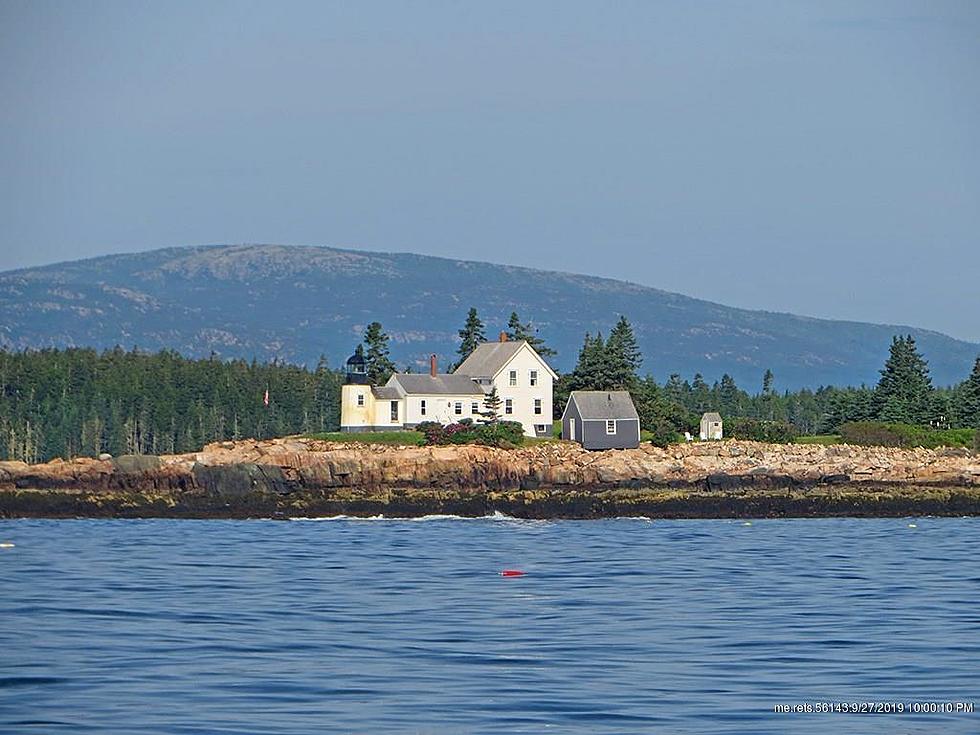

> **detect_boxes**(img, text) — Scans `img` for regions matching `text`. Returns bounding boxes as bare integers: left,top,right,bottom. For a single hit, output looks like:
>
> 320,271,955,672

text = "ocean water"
0,517,977,734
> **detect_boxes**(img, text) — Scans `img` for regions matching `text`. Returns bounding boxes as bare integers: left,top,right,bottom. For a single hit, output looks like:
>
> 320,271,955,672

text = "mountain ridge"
1,243,976,390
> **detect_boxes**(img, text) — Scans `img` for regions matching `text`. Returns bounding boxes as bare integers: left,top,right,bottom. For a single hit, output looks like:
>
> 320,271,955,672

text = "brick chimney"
499,331,508,343
430,354,438,377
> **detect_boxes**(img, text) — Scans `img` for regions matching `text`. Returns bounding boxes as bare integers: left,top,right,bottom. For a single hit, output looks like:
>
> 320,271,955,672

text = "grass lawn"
305,431,425,446
794,435,842,445
525,436,562,445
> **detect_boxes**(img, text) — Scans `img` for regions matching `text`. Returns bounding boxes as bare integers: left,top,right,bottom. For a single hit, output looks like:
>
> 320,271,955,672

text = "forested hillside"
2,244,978,389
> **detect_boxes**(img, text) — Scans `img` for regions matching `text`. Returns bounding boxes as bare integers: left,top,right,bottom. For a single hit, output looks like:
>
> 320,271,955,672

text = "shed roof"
568,391,639,420
390,373,484,396
701,412,722,422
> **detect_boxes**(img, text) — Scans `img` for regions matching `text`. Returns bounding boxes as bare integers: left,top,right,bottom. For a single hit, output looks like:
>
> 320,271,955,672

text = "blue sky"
1,0,978,342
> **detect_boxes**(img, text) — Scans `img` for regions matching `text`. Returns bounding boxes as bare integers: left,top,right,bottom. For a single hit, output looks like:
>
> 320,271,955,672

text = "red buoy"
500,569,526,577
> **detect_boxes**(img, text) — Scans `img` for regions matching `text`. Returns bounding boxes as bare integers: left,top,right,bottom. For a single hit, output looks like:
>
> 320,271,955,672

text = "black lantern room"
345,345,368,384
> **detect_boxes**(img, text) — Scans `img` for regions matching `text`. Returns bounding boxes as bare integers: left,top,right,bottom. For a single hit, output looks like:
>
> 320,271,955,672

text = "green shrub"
840,421,975,449
727,418,799,443
474,421,525,448
648,418,681,449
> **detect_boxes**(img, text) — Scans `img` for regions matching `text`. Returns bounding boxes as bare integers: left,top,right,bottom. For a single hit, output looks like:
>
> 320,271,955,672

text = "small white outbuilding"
700,412,723,440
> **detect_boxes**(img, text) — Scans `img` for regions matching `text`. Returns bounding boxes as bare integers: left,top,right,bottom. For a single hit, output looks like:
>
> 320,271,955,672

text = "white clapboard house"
341,333,557,438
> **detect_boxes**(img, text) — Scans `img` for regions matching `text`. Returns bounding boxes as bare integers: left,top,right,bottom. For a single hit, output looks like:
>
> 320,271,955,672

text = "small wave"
0,676,67,689
288,511,531,522
288,515,387,521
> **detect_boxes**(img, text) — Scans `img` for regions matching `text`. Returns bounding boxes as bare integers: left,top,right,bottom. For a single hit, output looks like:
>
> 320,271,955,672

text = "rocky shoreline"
2,438,979,519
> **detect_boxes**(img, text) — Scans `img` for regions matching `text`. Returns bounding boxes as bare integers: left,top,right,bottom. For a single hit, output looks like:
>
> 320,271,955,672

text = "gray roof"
568,391,639,420
372,385,402,399
390,373,484,396
453,340,526,378
701,412,722,422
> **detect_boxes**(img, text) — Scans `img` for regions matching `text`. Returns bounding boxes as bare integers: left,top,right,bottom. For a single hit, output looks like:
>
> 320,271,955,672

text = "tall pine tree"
569,332,608,391
875,335,933,425
455,307,486,368
363,322,396,385
605,316,641,390
717,374,742,417
956,357,980,429
691,373,711,413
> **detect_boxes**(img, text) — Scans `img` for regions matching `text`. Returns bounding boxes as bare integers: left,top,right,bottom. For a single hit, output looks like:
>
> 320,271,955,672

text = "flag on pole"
263,387,269,407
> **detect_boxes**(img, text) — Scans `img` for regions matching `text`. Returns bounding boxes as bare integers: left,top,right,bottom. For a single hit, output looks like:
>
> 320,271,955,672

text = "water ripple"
1,517,978,734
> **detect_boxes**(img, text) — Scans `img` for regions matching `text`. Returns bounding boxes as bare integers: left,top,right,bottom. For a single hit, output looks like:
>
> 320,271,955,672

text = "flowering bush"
416,420,525,448
416,421,446,445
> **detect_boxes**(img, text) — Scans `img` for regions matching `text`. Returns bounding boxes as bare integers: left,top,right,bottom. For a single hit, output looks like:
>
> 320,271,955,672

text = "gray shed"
561,391,641,450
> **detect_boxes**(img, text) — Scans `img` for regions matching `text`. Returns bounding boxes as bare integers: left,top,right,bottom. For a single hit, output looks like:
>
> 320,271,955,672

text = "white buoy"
0,542,14,548
908,523,917,528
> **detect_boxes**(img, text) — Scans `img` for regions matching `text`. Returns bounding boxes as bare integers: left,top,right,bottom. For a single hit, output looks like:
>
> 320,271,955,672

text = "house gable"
454,340,558,382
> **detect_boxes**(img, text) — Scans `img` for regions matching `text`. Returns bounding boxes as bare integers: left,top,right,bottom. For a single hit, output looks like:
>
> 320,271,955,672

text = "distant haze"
1,1,978,341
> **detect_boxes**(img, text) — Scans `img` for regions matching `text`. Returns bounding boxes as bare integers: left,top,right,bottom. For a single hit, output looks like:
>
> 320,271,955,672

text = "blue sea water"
0,517,977,734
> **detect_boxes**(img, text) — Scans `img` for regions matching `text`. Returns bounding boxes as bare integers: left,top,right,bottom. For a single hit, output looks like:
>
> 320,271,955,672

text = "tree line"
358,307,980,439
1,310,978,462
0,348,342,463
560,323,980,441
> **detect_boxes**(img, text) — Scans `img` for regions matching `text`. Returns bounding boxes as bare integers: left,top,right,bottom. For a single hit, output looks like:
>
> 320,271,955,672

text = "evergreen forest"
1,310,978,462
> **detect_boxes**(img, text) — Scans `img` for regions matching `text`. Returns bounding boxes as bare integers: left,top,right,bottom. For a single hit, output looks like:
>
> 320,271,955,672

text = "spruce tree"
632,375,663,431
760,369,776,419
569,332,608,391
762,369,774,395
605,316,641,390
717,374,742,417
480,386,502,424
363,322,396,385
664,374,687,405
956,357,980,429
875,335,933,425
691,373,711,413
505,311,556,357
455,307,486,367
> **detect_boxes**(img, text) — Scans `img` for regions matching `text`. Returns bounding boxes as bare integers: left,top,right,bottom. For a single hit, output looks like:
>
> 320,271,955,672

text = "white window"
606,419,616,434
505,399,513,415
471,401,479,414
356,394,365,407
529,370,538,387
535,424,548,433
454,402,463,415
533,398,542,415
420,399,426,416
509,370,517,386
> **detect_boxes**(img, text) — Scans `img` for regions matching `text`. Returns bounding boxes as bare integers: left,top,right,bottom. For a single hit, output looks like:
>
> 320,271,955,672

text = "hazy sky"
2,1,978,341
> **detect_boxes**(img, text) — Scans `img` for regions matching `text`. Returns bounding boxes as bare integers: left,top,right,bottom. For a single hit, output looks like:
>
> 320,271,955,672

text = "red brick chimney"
499,331,508,343
430,354,438,377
